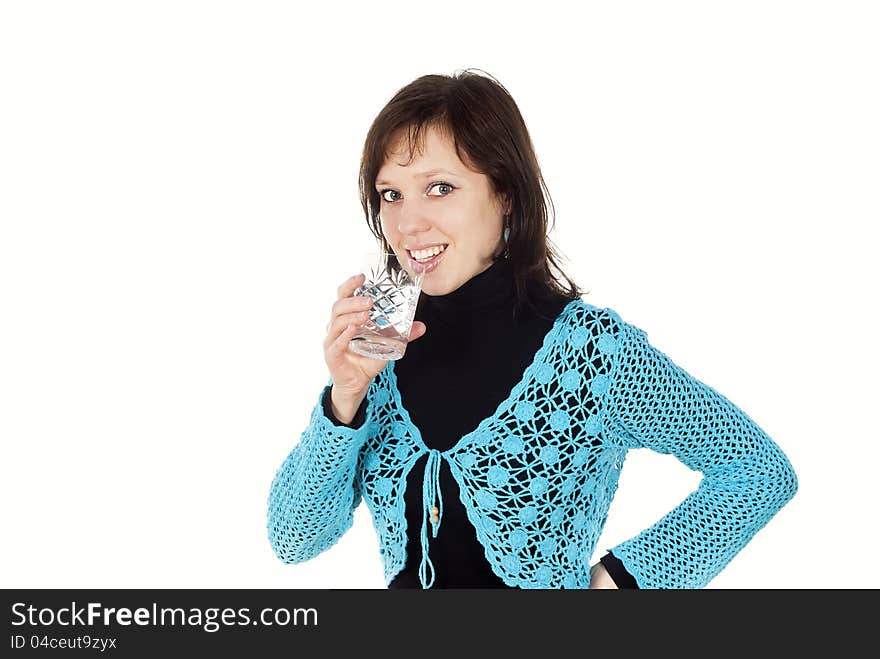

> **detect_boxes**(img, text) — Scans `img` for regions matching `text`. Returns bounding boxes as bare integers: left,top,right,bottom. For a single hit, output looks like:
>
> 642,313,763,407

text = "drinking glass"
349,251,424,360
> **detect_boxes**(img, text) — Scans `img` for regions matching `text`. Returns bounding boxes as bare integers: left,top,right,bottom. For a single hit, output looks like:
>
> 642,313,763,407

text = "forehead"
376,126,469,183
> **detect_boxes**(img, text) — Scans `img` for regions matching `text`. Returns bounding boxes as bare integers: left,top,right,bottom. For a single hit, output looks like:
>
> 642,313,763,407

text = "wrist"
330,386,366,425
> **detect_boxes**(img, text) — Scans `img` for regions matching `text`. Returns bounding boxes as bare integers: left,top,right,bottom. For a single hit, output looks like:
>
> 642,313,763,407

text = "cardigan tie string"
418,448,444,589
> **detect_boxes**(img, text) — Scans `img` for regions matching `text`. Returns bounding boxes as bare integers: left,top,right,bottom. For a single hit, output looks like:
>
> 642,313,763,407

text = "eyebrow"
375,170,460,187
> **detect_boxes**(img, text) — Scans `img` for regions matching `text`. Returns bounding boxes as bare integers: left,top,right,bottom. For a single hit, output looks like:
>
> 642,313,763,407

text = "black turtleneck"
322,257,638,589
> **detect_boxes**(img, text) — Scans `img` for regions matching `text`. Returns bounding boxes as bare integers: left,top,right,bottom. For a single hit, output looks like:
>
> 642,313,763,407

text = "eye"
377,181,456,204
379,189,400,203
427,181,455,197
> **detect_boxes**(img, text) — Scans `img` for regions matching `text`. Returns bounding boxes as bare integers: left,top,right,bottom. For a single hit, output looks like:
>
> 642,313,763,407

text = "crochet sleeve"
602,315,798,588
267,381,372,564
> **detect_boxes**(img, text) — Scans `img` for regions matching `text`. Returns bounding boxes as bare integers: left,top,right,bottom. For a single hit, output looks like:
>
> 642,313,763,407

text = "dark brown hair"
358,68,585,320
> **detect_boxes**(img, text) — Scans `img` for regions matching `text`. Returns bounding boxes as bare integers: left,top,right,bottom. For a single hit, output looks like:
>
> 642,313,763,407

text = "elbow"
267,509,345,566
767,451,799,510
267,499,310,565
779,461,799,504
267,522,309,565
267,469,312,565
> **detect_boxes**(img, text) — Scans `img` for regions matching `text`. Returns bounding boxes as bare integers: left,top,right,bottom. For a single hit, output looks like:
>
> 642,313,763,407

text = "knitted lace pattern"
267,300,798,588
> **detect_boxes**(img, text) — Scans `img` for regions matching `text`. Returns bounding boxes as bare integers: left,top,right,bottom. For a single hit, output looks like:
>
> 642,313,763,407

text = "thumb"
408,321,427,341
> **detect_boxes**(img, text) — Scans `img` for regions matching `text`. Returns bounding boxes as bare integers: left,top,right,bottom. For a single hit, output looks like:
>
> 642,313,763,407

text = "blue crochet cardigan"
267,299,798,588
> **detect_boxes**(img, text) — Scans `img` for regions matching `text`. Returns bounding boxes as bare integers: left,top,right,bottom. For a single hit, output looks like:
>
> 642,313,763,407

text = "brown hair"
358,68,585,320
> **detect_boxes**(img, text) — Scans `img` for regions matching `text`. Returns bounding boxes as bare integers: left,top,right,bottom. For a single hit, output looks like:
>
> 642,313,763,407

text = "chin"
419,271,454,296
420,282,447,297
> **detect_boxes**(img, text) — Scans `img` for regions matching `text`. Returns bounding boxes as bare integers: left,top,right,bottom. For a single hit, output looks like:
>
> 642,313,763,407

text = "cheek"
379,215,396,238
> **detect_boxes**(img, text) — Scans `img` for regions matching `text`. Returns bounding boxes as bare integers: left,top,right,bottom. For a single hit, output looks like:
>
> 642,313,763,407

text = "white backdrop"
1,0,877,589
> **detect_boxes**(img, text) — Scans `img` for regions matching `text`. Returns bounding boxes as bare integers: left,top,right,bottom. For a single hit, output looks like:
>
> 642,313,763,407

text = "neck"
418,257,516,319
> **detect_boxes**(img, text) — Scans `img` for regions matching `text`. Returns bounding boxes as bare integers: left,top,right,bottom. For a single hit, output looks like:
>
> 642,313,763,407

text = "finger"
324,309,372,348
407,321,426,342
336,273,366,301
331,291,374,320
327,319,362,359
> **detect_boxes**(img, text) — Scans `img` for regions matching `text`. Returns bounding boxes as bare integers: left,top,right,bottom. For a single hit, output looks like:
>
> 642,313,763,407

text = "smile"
407,246,447,274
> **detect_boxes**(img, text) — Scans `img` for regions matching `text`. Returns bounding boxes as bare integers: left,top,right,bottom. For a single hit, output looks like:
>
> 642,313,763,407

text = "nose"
395,203,433,237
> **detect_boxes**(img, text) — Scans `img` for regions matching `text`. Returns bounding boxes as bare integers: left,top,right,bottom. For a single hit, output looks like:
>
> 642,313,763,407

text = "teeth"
411,245,446,260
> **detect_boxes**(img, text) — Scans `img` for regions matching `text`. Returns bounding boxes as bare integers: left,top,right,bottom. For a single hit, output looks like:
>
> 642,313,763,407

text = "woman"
267,69,798,589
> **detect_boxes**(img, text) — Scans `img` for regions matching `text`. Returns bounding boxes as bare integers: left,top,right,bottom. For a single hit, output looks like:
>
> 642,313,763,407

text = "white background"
1,1,877,589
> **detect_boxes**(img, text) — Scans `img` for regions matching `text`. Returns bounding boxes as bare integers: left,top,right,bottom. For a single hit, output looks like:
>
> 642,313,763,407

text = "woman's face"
377,125,508,296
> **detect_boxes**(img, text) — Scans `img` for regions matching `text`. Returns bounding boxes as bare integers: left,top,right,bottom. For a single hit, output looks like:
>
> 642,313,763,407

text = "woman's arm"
602,314,798,588
267,380,373,564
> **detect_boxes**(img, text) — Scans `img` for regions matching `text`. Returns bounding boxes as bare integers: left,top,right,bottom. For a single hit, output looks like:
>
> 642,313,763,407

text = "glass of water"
349,251,424,360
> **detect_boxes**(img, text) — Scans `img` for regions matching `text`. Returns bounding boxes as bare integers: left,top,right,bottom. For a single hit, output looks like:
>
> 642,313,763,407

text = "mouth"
406,244,448,274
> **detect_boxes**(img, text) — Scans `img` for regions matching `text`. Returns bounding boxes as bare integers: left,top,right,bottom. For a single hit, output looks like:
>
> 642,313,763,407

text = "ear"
500,193,512,217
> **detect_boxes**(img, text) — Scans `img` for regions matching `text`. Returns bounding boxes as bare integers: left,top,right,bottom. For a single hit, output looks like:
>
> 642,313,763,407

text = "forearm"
267,386,369,564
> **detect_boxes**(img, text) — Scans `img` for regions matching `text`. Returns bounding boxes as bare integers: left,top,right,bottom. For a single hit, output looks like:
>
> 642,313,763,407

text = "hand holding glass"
348,251,425,360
